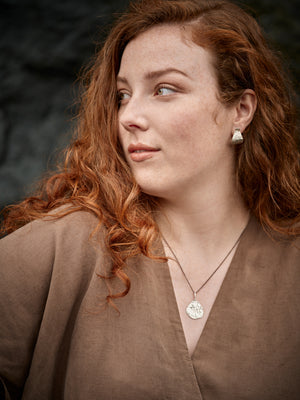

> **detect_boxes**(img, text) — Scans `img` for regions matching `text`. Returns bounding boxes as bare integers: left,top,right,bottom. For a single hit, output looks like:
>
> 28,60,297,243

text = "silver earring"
231,128,243,144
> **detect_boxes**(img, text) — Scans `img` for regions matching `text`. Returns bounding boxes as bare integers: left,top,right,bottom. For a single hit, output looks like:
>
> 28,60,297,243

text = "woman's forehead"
118,25,214,81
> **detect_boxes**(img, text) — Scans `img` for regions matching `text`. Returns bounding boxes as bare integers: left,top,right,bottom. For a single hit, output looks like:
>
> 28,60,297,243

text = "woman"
1,0,299,399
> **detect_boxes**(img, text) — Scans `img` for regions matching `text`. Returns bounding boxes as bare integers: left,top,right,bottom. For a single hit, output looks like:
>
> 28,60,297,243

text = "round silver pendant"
186,300,204,320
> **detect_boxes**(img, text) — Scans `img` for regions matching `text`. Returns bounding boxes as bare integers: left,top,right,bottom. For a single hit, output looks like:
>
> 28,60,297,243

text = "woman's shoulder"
3,205,99,237
244,215,300,270
0,207,111,330
1,206,101,247
0,207,108,279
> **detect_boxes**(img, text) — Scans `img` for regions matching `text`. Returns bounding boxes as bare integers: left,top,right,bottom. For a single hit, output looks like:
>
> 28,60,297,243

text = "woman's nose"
118,96,149,132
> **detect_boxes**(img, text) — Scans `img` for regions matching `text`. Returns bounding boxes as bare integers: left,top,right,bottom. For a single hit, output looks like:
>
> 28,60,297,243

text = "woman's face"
117,25,237,201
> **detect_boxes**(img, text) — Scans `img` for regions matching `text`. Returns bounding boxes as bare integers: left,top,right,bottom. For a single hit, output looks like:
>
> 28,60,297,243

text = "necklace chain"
161,224,247,319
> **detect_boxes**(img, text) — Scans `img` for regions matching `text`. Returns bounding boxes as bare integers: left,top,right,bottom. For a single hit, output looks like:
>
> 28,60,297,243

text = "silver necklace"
162,227,246,320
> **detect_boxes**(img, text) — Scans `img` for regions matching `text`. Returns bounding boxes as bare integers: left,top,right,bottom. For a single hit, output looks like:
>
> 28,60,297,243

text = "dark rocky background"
0,0,299,211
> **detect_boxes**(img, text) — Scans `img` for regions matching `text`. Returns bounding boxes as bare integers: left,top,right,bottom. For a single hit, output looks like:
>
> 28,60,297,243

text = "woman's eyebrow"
144,67,189,80
116,76,128,85
117,67,189,84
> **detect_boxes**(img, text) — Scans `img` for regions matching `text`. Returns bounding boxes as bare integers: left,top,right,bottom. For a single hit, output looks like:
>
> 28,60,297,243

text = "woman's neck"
156,183,249,257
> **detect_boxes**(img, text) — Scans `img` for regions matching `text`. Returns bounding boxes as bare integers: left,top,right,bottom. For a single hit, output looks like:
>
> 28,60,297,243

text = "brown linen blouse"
0,211,299,400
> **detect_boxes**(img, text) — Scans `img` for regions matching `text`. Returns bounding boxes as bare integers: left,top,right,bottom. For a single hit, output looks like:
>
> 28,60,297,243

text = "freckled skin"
117,24,236,201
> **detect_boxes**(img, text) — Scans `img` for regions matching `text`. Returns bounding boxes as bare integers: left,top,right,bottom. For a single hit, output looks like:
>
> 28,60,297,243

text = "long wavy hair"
2,0,300,304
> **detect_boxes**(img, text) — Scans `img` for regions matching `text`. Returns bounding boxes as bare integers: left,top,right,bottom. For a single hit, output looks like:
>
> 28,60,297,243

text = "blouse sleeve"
0,220,55,399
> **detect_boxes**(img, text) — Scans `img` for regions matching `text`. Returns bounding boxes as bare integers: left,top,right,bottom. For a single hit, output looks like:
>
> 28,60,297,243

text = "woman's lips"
128,143,160,162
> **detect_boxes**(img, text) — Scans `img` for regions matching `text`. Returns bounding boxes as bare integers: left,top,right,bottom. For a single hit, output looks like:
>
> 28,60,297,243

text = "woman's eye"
118,91,130,103
155,87,175,96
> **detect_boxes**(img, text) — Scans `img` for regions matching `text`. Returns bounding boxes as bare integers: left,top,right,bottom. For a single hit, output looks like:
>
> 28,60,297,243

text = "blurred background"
0,0,299,211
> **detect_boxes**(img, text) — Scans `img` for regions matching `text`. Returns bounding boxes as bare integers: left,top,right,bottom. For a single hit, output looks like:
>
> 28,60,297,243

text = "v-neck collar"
158,215,256,363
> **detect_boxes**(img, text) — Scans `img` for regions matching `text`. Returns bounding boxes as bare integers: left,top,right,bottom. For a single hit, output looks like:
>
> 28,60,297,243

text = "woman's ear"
233,89,257,133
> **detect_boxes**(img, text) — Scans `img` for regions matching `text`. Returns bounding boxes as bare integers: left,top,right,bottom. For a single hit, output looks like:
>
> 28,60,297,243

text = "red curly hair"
2,0,300,304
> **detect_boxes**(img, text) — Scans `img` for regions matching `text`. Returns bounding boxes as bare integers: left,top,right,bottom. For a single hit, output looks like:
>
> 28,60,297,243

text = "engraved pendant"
186,300,204,320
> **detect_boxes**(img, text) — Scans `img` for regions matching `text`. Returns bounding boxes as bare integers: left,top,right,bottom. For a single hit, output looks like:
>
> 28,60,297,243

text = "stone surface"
0,0,299,210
